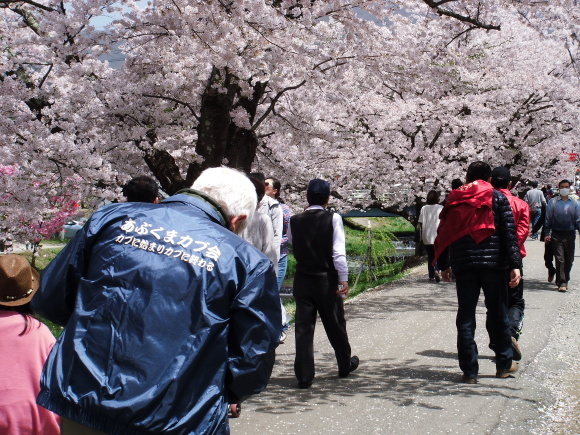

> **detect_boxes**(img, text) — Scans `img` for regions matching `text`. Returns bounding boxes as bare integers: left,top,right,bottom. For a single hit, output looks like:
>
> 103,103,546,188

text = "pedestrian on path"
544,179,580,292
434,161,521,384
524,181,546,240
418,190,444,282
488,166,530,361
288,178,358,389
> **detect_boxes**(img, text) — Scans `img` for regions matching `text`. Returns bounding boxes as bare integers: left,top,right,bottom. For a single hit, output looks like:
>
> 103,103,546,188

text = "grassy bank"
282,216,414,320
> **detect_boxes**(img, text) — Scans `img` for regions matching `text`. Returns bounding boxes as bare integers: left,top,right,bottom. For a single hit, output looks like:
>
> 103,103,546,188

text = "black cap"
307,179,330,197
491,166,511,179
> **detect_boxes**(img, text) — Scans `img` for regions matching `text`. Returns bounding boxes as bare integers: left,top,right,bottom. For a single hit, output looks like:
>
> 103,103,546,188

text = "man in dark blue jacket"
435,162,522,385
32,167,282,435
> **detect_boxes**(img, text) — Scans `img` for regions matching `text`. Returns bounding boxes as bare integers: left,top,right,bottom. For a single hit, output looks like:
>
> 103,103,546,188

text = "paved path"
231,240,579,434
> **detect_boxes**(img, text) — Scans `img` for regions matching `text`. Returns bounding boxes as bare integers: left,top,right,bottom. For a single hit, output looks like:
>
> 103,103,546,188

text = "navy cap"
307,179,330,197
491,166,511,179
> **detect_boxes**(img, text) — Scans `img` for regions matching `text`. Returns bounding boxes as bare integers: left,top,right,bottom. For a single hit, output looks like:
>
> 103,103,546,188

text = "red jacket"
434,180,495,264
497,188,529,258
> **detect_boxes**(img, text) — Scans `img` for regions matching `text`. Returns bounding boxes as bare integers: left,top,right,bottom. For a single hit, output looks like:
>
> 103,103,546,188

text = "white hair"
192,167,256,231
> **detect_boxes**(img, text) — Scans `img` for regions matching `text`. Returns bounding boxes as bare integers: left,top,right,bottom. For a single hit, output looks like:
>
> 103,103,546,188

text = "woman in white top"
418,190,444,282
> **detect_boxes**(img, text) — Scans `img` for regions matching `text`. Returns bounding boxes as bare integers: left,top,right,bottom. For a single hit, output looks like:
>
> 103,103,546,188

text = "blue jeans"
530,208,542,238
277,255,288,291
455,269,513,377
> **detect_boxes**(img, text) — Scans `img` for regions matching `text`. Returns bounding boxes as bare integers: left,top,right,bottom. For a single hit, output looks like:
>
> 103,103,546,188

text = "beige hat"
0,254,40,307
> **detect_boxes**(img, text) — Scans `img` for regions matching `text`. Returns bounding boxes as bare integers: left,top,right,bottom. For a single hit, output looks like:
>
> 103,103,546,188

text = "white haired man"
32,167,282,434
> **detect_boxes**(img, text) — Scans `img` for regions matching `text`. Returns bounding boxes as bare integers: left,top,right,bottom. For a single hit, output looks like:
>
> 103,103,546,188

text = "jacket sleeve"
516,203,530,249
226,260,281,404
31,225,90,326
495,191,522,270
270,205,283,262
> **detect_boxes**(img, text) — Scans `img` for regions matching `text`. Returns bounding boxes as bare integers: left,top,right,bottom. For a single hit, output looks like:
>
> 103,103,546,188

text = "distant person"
0,254,60,435
488,167,530,361
451,178,464,190
288,179,358,389
250,172,283,262
545,179,580,292
418,190,444,282
435,161,521,384
122,175,160,203
32,167,281,434
524,181,546,240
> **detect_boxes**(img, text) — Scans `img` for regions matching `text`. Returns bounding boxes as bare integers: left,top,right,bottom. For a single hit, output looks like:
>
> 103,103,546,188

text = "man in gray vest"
288,179,358,389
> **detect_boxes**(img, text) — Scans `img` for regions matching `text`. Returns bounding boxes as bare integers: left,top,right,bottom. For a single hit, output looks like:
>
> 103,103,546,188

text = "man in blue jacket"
32,167,282,435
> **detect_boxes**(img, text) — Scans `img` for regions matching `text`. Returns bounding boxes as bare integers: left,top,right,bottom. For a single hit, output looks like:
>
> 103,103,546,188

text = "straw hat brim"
0,267,40,307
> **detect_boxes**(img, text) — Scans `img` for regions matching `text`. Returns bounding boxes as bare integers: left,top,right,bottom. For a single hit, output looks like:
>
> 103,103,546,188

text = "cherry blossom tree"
0,0,578,237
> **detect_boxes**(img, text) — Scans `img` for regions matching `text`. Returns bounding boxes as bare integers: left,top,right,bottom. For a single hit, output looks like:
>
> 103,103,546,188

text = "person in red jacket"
488,166,530,361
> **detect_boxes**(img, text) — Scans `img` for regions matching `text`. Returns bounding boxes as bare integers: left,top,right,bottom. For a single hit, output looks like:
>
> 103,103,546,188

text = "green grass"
282,218,414,323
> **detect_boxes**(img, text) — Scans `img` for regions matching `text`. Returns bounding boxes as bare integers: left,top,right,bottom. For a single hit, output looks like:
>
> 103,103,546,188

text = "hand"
545,236,551,243
509,269,521,288
337,281,349,298
441,267,452,282
229,403,241,418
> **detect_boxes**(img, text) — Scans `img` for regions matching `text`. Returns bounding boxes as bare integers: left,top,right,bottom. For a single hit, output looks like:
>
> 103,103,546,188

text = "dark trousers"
293,272,352,382
544,241,556,275
455,269,513,377
551,231,575,286
486,269,525,341
425,245,439,279
508,271,525,339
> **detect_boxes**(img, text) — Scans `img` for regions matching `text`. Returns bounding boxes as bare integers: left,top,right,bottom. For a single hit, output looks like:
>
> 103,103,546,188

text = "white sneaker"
279,331,287,343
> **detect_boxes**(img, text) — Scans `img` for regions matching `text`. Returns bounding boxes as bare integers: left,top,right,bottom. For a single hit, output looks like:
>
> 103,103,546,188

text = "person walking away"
418,190,444,282
435,161,522,384
524,181,546,240
544,179,580,292
288,179,358,389
488,167,530,361
0,254,60,435
32,167,281,434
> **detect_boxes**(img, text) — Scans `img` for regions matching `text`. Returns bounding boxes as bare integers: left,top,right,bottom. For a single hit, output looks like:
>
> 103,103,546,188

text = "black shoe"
339,356,359,378
297,380,312,389
461,374,478,384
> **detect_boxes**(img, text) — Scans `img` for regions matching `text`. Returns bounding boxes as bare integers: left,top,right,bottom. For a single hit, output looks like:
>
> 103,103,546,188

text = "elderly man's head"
192,167,257,234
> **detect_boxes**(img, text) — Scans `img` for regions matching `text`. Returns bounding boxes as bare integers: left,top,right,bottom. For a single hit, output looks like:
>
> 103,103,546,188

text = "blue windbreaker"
32,194,281,434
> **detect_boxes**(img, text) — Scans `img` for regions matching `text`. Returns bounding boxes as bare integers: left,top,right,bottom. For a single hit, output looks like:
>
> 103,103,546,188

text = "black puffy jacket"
439,190,522,273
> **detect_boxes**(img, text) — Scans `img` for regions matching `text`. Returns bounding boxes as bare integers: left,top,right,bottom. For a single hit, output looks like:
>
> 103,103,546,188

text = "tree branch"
423,0,501,30
142,94,200,121
252,80,306,131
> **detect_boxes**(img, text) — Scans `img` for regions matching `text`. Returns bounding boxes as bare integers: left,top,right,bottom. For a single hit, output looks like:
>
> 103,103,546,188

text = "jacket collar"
162,190,230,230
